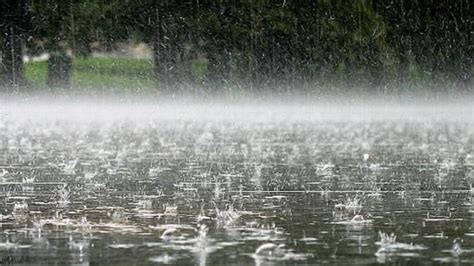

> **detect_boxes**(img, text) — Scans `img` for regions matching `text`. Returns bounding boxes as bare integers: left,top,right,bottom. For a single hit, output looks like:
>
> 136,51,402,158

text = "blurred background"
0,0,472,97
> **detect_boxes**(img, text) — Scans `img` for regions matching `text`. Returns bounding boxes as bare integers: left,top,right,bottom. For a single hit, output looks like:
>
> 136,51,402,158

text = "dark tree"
44,0,73,88
0,0,28,88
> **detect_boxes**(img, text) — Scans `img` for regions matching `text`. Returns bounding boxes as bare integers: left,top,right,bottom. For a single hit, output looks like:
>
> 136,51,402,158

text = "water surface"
0,102,473,265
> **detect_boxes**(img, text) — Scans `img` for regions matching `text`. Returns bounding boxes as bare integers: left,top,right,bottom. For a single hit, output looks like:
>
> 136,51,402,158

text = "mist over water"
1,94,473,123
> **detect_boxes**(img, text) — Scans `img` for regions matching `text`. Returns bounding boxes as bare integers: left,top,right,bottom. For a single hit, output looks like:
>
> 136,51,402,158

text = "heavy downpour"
0,1,473,265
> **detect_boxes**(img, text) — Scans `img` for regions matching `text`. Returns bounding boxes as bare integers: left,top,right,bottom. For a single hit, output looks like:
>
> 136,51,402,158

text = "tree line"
1,0,472,93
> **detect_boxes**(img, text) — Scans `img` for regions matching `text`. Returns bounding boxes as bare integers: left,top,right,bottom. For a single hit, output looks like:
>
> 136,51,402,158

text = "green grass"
25,57,156,92
73,57,153,78
24,60,48,87
23,56,470,96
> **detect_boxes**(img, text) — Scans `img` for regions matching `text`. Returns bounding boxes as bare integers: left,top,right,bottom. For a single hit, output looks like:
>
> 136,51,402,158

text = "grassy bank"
20,56,473,97
25,57,155,92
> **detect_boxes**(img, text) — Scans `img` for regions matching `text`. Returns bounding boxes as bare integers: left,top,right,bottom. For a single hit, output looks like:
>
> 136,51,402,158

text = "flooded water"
0,101,473,265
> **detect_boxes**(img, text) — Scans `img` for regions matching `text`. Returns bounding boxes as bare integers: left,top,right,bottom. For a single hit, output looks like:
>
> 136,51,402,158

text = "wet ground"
0,102,473,265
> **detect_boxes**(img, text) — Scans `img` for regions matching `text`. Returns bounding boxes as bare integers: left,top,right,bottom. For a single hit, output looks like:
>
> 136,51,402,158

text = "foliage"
2,0,473,93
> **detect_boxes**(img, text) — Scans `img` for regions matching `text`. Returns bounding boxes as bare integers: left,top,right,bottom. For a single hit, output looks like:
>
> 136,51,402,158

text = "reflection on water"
0,103,473,264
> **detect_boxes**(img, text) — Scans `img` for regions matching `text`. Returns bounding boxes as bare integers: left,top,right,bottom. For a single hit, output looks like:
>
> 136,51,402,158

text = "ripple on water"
148,254,178,264
251,243,312,263
108,243,137,249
